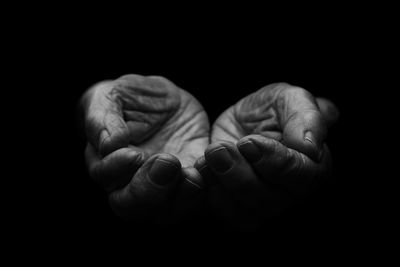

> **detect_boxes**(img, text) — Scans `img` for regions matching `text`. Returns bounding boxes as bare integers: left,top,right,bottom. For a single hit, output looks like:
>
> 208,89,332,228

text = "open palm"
195,83,338,228
83,74,209,222
85,74,209,167
211,83,340,160
83,78,338,226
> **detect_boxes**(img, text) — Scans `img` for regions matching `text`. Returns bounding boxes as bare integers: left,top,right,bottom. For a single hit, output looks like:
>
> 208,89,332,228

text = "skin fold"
195,83,339,228
83,74,209,222
81,75,339,227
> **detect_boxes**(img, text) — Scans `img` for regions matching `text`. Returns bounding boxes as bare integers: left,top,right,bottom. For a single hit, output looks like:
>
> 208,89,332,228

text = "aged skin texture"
195,83,338,228
81,74,338,227
83,75,209,222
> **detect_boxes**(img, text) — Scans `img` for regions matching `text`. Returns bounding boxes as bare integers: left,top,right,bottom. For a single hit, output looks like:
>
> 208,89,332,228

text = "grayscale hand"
82,74,209,222
195,83,339,228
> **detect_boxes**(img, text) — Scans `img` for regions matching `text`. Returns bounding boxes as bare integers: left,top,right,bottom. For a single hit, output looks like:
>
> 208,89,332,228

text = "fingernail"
304,131,315,144
305,131,323,161
305,131,322,149
206,147,234,174
129,151,145,165
149,158,179,185
238,141,262,163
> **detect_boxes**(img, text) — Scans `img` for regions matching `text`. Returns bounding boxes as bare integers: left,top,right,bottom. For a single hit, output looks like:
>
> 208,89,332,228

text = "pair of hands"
82,74,338,228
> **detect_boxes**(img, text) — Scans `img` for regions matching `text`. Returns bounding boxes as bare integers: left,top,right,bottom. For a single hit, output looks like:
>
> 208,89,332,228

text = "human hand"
195,83,339,228
82,74,209,222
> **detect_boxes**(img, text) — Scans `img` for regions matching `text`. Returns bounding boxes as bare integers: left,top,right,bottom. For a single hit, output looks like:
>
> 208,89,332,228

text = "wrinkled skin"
82,75,339,228
83,74,209,222
195,83,339,229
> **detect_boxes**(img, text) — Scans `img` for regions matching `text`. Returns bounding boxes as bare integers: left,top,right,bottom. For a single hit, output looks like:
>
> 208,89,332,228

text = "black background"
62,40,361,240
11,14,392,260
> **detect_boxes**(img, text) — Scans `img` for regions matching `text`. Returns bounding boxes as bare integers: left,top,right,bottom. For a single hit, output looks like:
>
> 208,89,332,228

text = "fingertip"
238,134,281,163
276,86,328,162
148,154,181,186
204,142,236,174
154,153,181,168
283,111,326,162
204,141,235,155
237,138,263,163
119,147,147,166
284,133,321,162
99,129,130,157
304,131,324,162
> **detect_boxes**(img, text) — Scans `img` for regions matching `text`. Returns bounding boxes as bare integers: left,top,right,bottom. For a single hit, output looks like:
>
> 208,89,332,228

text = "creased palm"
212,83,338,154
83,74,209,221
86,74,209,166
196,83,339,228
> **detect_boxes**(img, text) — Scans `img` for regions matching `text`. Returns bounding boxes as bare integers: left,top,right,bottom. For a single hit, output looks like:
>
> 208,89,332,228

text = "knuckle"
146,75,172,84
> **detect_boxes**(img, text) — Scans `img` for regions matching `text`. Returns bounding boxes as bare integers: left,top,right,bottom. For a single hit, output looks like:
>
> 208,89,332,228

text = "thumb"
83,81,130,157
276,85,327,162
316,97,340,127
